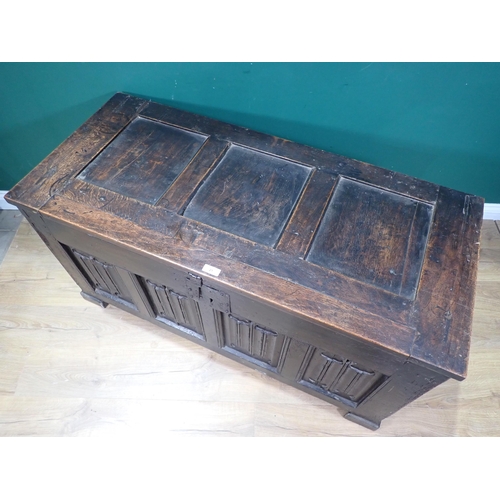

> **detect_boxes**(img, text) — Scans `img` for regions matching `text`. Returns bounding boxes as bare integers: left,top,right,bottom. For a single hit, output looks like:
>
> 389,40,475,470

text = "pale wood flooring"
0,218,499,436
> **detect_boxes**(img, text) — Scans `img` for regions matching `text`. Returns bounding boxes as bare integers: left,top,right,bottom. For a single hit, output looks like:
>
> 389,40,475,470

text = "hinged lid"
6,92,484,380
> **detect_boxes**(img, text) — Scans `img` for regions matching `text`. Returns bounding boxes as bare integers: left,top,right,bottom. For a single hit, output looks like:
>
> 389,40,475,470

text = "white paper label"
202,264,221,277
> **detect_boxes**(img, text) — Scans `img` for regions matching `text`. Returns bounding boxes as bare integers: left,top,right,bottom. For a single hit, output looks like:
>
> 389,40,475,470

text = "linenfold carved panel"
143,278,205,338
64,246,136,308
63,244,388,408
299,348,387,404
215,312,286,368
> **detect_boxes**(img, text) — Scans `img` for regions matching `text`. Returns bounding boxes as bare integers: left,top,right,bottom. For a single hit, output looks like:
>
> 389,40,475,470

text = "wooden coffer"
6,93,484,430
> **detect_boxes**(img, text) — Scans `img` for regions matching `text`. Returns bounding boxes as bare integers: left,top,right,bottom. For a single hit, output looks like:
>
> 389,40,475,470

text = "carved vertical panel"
254,326,282,366
222,314,252,352
304,352,345,390
66,247,135,306
217,313,286,368
300,348,386,404
144,279,205,337
147,280,176,319
65,246,388,409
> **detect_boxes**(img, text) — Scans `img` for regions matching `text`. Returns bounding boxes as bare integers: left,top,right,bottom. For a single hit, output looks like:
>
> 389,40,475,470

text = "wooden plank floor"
0,218,499,436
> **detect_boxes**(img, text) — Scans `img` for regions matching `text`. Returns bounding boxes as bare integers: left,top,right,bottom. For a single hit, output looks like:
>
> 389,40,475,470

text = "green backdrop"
1,63,499,202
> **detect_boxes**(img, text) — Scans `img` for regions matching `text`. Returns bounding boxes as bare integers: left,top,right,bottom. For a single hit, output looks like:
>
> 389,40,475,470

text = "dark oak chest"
6,93,484,430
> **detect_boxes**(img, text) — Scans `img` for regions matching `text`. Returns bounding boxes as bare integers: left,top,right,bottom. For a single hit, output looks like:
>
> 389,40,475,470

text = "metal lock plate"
185,273,231,313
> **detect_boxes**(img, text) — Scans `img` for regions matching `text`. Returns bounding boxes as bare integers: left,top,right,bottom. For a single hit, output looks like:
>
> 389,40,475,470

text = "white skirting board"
1,190,500,220
483,203,500,221
0,191,17,210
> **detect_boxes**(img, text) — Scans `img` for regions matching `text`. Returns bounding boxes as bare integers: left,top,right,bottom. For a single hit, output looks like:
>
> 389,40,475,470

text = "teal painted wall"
1,62,499,201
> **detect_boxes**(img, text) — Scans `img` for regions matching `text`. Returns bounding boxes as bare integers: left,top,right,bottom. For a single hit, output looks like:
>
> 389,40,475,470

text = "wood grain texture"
156,137,230,213
2,94,485,430
5,93,146,211
276,170,338,257
6,94,479,371
306,177,432,298
0,218,499,436
78,116,207,204
39,195,416,355
411,188,483,380
55,180,414,326
183,144,311,246
140,101,440,203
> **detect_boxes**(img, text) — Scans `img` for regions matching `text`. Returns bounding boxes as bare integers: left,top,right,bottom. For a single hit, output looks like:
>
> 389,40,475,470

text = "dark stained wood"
78,116,208,204
306,177,433,299
5,93,484,430
15,205,95,300
183,144,311,247
276,169,339,257
156,137,230,213
399,201,434,298
38,195,417,357
58,178,181,236
410,188,483,380
54,181,415,325
344,360,449,429
5,93,146,211
140,100,440,203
